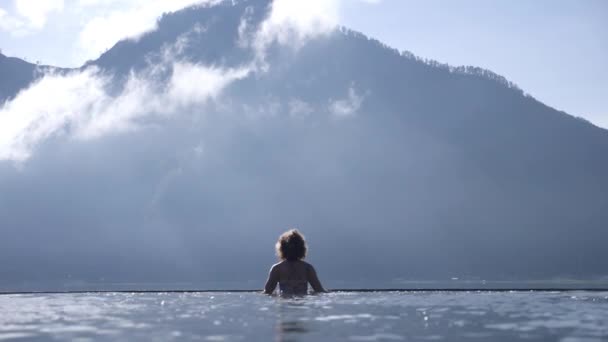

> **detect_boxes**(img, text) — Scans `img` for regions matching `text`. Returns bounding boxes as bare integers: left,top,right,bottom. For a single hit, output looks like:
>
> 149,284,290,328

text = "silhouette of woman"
263,229,326,295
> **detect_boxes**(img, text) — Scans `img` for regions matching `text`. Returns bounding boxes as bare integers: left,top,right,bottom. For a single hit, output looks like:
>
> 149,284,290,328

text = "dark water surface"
0,291,606,341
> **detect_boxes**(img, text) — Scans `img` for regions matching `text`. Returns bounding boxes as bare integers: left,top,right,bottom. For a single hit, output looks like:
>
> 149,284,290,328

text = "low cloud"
249,0,381,66
329,85,365,117
0,0,361,162
252,0,339,64
0,58,251,162
168,62,251,108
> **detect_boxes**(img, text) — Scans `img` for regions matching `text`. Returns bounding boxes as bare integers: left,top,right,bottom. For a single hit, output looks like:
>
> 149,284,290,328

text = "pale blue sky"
0,0,606,127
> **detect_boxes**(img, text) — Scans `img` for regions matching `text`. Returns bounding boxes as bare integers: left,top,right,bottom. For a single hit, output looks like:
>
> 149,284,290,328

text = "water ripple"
0,291,606,341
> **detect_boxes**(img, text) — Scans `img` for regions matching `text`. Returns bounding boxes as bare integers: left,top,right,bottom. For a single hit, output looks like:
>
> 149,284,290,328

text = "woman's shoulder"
272,261,286,269
300,260,315,270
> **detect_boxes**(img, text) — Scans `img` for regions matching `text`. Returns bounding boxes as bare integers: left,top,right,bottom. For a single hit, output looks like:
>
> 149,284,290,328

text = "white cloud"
0,57,251,162
0,7,28,36
329,85,365,117
0,69,104,161
77,0,217,62
15,0,64,29
267,0,339,35
74,71,159,140
168,62,251,108
288,98,314,118
249,0,381,65
252,0,340,64
0,0,64,36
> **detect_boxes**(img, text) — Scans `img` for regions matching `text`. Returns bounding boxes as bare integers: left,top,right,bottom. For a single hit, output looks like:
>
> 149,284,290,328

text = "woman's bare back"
264,260,325,295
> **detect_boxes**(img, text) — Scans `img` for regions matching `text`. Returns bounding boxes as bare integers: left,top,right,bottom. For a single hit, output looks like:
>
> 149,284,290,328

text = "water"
0,291,606,341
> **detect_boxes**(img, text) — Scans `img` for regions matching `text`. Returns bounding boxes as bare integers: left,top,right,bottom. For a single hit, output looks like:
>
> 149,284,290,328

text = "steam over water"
0,291,606,341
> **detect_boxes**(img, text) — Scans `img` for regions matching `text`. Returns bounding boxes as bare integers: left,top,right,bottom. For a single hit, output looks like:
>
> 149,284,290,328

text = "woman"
263,229,326,295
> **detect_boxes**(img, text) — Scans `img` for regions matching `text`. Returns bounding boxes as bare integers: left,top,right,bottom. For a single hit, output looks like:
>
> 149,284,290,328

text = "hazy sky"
0,0,606,127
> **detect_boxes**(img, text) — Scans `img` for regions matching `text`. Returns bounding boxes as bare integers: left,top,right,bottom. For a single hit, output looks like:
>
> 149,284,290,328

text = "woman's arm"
263,265,279,294
307,264,327,293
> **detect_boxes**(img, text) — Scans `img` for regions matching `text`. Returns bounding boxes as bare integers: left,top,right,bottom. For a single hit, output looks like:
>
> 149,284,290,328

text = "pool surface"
0,291,607,341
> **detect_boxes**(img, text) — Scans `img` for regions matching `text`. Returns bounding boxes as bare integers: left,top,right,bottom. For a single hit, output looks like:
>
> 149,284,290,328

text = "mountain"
0,53,37,103
0,0,607,290
0,53,69,104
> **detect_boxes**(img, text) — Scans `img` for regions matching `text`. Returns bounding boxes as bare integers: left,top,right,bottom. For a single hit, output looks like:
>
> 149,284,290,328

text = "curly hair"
275,229,307,261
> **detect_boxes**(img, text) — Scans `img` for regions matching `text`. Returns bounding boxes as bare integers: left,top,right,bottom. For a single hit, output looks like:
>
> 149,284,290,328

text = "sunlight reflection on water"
0,291,606,341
